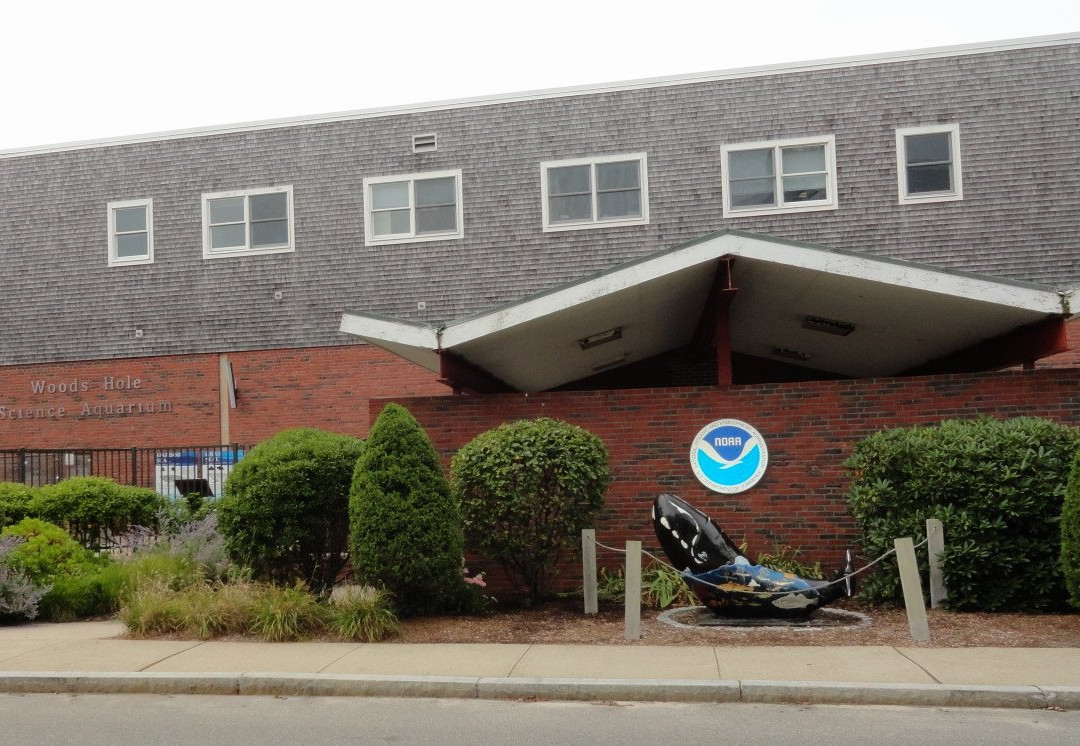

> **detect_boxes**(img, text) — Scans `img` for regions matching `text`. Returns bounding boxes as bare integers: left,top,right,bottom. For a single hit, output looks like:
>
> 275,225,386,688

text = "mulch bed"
393,597,1080,647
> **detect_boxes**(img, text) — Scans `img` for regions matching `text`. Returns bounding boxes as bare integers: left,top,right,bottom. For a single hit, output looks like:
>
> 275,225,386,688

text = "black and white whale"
651,493,847,618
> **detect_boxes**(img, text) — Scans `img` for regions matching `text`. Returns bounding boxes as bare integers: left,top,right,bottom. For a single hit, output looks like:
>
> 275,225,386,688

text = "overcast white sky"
2,0,1077,151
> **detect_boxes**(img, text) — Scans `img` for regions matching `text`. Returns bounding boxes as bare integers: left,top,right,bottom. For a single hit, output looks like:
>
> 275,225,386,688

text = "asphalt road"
1,694,1078,745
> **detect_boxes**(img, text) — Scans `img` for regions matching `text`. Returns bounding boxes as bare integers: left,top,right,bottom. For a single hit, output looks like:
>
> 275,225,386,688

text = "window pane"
729,178,775,207
250,192,287,221
728,149,773,179
907,163,952,193
597,190,641,219
371,182,409,210
416,205,457,233
549,194,591,222
906,133,951,164
548,165,590,196
415,177,456,207
114,206,146,232
251,220,288,247
116,232,148,258
210,223,246,249
209,197,244,225
373,209,411,236
596,161,639,191
783,173,827,202
782,145,825,175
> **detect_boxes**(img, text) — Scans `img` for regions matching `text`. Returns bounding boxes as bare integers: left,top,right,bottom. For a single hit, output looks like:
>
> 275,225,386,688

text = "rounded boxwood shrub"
451,417,611,604
846,417,1078,611
31,477,164,549
0,482,34,529
218,428,364,593
349,403,471,616
1062,442,1080,608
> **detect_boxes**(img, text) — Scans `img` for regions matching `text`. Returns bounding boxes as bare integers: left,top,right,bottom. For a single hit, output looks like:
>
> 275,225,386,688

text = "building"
3,34,1079,566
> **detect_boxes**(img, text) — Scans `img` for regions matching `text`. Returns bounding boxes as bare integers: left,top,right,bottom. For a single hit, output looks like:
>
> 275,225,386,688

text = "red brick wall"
381,368,1080,590
0,345,447,449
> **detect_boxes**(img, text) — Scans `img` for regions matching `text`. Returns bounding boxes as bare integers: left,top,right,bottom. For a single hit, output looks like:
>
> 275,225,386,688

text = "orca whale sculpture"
651,493,847,618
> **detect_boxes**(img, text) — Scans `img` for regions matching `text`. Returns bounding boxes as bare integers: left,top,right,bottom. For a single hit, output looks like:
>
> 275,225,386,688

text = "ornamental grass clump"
247,582,327,642
451,417,610,605
326,584,400,642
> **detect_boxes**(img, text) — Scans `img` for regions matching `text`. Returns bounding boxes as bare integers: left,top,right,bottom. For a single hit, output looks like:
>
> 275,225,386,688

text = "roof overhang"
340,230,1070,392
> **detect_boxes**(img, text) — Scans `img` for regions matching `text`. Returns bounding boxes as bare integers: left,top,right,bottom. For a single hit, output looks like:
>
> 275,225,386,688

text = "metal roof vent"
412,133,438,153
771,346,812,362
802,315,856,336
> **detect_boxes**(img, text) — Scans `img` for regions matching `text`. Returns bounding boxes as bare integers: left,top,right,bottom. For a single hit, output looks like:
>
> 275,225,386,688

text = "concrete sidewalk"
1,621,1078,709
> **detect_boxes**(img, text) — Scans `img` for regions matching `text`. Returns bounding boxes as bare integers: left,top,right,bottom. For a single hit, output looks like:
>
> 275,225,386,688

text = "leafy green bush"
30,477,164,549
0,483,34,529
218,428,364,593
1,536,50,622
755,544,823,579
1061,442,1080,608
643,561,697,609
350,403,472,616
326,585,400,641
451,417,610,604
0,518,115,621
846,417,1078,611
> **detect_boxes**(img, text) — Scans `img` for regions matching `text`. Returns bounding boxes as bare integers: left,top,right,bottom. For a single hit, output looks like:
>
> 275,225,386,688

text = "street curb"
0,671,1076,709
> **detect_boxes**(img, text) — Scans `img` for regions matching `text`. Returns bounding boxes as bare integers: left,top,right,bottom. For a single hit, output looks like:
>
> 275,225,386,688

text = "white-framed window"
540,153,649,231
363,169,464,246
721,135,838,218
107,199,154,267
201,186,294,259
896,124,963,204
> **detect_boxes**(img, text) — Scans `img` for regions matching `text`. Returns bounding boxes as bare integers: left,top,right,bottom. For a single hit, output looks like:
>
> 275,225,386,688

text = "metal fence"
0,445,249,497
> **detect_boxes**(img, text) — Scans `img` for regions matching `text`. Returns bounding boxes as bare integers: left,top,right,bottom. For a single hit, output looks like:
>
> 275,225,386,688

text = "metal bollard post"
895,537,930,642
582,529,598,615
624,541,642,640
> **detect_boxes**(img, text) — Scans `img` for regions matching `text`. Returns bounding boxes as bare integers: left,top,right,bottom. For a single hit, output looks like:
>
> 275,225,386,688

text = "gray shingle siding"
2,41,1078,366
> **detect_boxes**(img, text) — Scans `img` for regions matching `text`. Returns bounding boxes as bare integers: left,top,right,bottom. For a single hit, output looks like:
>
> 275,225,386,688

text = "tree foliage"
451,417,610,604
349,403,472,616
1061,441,1080,608
846,417,1077,611
218,428,363,593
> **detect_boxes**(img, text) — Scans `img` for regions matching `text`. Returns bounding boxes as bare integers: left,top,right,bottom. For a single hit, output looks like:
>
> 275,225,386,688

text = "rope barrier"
586,525,938,598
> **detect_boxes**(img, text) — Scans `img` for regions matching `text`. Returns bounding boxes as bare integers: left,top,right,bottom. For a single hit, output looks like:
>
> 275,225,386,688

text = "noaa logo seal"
690,419,768,494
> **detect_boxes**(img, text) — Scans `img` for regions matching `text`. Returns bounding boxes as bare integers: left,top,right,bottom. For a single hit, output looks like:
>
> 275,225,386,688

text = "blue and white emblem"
690,419,768,494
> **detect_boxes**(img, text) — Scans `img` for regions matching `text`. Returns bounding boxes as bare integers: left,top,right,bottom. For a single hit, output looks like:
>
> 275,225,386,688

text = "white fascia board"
723,233,1066,315
339,312,440,349
3,34,1077,159
439,232,1065,348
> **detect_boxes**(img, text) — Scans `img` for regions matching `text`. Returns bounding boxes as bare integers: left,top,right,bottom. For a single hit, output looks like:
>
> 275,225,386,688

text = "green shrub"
1,536,50,622
755,544,823,579
643,561,697,609
326,585,401,641
0,483,34,529
218,428,364,593
350,403,472,616
0,518,116,621
30,477,164,549
846,417,1078,611
451,417,610,604
1062,442,1080,608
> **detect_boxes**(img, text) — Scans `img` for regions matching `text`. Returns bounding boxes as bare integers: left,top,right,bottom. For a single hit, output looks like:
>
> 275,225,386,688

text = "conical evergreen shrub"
349,403,470,616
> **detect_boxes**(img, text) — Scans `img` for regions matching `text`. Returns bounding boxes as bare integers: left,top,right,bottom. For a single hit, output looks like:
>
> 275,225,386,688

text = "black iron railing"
0,445,249,497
